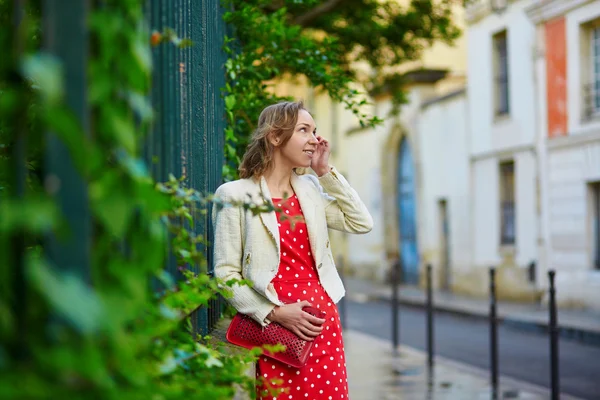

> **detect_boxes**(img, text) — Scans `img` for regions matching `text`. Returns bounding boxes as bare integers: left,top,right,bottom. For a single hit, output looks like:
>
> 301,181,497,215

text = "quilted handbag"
226,306,326,368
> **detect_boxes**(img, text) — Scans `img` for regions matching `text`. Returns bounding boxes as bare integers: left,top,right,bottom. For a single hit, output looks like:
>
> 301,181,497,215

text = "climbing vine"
221,0,462,180
0,1,261,398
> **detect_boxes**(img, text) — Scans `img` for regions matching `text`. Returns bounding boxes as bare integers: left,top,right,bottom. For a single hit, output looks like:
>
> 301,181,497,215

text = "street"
344,298,600,400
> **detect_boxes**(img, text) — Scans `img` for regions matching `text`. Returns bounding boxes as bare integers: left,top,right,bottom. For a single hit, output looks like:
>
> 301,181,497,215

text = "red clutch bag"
226,306,326,368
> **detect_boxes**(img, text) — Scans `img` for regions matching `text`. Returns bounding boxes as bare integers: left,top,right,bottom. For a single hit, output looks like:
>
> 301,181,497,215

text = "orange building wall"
545,17,568,138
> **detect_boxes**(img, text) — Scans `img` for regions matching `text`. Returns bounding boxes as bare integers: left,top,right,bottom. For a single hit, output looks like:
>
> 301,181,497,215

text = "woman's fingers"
276,302,326,340
301,320,323,335
294,327,314,341
298,300,312,308
297,324,321,340
305,313,326,326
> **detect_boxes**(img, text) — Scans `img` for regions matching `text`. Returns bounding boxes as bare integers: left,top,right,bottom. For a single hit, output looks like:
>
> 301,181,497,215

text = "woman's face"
278,109,318,169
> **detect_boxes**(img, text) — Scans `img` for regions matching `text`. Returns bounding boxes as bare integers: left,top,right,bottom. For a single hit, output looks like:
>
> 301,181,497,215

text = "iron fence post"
426,264,434,368
43,0,92,279
391,258,400,352
489,267,498,396
10,0,27,360
548,270,560,400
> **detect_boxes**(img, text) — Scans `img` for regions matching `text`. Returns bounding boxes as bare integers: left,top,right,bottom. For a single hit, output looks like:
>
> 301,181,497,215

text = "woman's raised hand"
269,300,326,341
310,136,331,177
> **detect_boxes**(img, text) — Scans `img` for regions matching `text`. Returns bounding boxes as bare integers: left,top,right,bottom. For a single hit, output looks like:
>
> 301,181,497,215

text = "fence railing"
145,0,229,334
390,262,562,399
10,0,229,337
582,83,600,121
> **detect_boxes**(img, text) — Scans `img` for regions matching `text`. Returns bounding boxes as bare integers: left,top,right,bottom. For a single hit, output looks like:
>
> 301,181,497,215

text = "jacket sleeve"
312,166,374,234
212,184,276,326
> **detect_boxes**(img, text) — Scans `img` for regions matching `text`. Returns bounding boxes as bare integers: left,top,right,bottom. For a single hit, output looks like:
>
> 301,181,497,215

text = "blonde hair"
238,101,307,179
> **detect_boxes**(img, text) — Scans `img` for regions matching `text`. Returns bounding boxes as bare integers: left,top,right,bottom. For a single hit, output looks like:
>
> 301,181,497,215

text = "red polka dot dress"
256,194,349,400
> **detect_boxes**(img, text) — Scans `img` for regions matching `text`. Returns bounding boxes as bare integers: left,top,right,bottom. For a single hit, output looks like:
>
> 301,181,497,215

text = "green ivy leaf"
90,174,136,238
27,259,104,335
106,112,136,154
159,354,177,375
0,197,59,233
20,53,64,104
225,95,236,110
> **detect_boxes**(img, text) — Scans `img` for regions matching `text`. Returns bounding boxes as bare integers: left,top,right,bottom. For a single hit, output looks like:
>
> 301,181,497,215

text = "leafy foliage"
0,1,263,399
222,0,462,179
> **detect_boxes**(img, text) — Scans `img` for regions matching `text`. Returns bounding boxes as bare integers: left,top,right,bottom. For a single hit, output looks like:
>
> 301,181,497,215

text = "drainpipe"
532,22,547,294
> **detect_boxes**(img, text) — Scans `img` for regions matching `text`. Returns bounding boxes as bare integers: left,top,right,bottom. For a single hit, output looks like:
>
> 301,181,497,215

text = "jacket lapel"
291,173,321,265
258,176,280,250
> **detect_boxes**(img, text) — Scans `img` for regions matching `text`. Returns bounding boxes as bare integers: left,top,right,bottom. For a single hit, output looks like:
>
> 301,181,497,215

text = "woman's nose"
308,135,318,144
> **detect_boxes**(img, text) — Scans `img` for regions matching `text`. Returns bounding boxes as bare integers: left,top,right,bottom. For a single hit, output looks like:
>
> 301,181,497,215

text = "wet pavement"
343,276,600,348
344,330,584,400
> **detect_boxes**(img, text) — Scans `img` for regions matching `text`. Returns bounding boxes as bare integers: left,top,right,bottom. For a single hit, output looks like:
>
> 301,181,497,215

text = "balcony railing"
500,201,515,245
582,83,600,121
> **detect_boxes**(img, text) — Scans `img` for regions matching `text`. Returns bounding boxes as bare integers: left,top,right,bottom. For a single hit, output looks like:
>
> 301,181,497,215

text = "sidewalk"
345,329,584,400
343,276,600,347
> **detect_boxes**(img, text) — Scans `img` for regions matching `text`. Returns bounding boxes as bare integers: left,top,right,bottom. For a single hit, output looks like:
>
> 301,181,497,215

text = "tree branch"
293,0,345,27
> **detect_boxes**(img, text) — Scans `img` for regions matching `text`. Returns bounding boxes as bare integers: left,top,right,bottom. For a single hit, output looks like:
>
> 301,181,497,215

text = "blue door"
397,138,419,284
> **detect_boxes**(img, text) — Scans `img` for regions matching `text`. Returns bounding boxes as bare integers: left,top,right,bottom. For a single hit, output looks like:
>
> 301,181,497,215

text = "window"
493,30,509,116
592,182,600,270
499,161,515,245
582,21,600,120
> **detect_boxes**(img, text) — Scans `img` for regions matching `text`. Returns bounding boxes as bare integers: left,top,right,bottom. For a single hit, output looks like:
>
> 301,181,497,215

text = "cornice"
466,1,492,25
466,0,511,25
526,0,594,24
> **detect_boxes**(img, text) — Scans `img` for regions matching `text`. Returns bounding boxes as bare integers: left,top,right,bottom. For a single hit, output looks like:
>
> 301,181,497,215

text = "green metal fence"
145,0,228,334
19,0,229,336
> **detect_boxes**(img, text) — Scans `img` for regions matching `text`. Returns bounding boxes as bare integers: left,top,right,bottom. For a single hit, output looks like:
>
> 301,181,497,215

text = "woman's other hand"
269,301,326,341
310,136,331,177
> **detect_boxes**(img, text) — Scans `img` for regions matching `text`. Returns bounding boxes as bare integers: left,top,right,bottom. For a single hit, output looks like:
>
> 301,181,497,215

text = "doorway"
397,138,419,284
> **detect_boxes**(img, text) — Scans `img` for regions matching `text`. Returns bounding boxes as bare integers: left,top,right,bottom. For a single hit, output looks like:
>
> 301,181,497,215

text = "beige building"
272,0,600,312
274,5,468,285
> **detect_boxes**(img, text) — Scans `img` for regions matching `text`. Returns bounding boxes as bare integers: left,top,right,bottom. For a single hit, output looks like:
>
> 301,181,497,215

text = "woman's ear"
269,134,281,147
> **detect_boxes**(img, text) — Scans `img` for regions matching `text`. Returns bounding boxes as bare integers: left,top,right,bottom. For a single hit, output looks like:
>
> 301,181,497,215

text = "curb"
349,291,600,348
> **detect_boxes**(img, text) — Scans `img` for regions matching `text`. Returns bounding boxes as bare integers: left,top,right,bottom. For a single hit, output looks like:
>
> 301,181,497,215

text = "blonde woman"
213,101,372,399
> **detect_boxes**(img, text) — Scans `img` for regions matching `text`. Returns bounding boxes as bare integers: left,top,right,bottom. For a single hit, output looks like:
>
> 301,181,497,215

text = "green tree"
222,0,462,179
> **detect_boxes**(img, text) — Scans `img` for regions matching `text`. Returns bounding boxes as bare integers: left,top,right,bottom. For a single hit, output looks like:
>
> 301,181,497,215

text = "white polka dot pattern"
257,195,349,399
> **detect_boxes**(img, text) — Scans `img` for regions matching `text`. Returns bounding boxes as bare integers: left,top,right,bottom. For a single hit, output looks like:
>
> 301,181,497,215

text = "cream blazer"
212,166,373,326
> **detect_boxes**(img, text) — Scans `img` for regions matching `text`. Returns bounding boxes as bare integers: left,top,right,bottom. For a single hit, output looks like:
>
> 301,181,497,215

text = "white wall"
342,111,388,275
529,0,600,308
566,1,600,136
467,0,539,273
418,93,472,278
544,140,600,307
472,158,499,267
467,0,537,157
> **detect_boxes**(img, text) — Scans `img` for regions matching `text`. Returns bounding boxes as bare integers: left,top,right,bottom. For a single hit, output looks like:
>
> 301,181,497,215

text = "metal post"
43,0,91,280
426,264,434,368
489,267,499,395
548,270,560,400
391,259,400,352
10,0,27,361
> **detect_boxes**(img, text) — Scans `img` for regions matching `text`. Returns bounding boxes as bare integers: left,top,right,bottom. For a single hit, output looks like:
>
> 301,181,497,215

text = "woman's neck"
263,166,294,199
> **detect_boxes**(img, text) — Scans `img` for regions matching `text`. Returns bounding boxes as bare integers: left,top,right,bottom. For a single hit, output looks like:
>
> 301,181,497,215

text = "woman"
213,101,372,399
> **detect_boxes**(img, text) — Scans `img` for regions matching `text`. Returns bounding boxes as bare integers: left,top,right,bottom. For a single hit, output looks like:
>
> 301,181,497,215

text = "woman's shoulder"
294,170,321,190
214,177,259,200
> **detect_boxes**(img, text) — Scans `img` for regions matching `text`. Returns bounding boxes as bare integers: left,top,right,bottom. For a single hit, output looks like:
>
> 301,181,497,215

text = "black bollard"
548,270,560,400
391,259,400,352
489,267,499,396
426,264,434,368
338,255,347,331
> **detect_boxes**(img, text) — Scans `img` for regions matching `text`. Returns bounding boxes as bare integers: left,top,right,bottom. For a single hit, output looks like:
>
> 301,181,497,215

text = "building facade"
461,0,541,300
527,0,600,308
274,0,600,311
